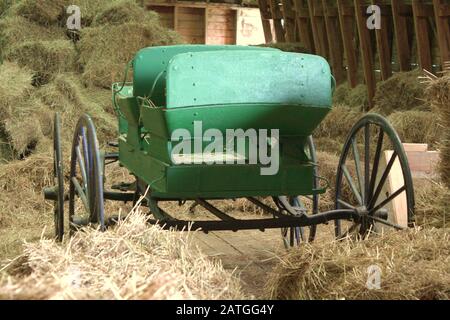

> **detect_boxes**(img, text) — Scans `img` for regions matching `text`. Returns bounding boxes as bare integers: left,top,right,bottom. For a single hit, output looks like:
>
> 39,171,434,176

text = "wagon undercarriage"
43,45,415,247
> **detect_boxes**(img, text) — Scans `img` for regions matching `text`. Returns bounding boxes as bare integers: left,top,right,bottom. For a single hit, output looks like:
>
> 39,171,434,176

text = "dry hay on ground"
374,70,429,115
0,212,245,300
388,110,440,147
425,70,450,188
265,228,450,300
78,1,180,88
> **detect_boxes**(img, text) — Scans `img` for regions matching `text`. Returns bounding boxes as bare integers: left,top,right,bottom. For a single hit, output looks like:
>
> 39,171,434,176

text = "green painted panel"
166,50,332,108
133,45,279,106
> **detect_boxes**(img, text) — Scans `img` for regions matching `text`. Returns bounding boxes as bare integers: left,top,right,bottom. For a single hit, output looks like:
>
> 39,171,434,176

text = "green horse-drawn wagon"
44,45,415,246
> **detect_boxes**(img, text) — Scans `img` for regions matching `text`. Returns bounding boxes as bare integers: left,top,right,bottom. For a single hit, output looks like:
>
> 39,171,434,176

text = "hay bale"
72,0,120,26
0,212,245,300
374,70,429,115
314,104,364,139
6,40,77,85
388,110,440,147
415,179,449,228
0,62,33,121
260,42,310,53
0,0,12,17
92,0,159,26
0,16,66,60
11,0,67,26
425,72,450,188
333,83,351,106
78,19,180,88
34,73,117,143
266,228,450,300
347,84,369,111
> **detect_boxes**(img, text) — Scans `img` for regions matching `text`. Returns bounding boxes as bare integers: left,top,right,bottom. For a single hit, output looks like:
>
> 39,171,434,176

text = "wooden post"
391,0,412,71
337,0,359,87
354,0,376,110
322,0,345,84
258,0,274,43
372,0,392,80
293,0,315,53
174,5,179,31
307,0,329,58
281,0,297,42
433,0,450,68
412,0,433,71
269,0,286,42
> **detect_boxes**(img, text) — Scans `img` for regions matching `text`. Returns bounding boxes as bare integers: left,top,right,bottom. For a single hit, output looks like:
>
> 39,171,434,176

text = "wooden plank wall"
206,8,237,44
258,0,450,110
147,1,238,45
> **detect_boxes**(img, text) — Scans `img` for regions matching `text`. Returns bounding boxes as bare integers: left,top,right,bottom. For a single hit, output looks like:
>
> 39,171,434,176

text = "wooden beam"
258,0,274,43
354,0,376,110
372,0,392,80
269,0,285,42
281,0,297,42
412,0,433,71
337,0,358,87
293,0,315,52
433,0,450,68
392,0,411,71
322,0,345,84
307,0,323,56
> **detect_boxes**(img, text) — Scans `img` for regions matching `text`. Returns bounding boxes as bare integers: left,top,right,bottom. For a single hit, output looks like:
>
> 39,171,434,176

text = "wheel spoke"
71,177,90,212
75,145,88,190
367,215,405,230
368,151,398,209
368,128,384,205
80,128,90,182
337,198,356,209
342,164,363,205
351,138,364,201
364,123,370,204
369,185,406,215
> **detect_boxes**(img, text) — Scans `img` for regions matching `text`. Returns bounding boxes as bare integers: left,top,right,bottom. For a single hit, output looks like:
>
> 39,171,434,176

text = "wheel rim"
69,114,105,233
334,113,415,238
278,136,319,247
53,113,64,241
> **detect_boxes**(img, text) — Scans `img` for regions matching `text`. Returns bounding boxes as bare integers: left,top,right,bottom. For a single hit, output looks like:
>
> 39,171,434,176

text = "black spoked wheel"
335,113,415,238
277,136,319,248
53,113,65,242
69,114,105,233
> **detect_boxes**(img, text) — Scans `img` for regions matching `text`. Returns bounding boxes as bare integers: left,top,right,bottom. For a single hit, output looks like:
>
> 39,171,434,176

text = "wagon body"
113,45,334,199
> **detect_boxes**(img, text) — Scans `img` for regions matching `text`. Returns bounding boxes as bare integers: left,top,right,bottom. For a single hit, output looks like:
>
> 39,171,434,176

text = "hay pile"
425,69,450,188
261,42,310,53
415,179,449,228
266,228,450,300
78,0,180,88
0,212,245,300
374,70,429,115
387,110,440,147
315,104,364,140
0,0,181,260
6,40,77,85
332,83,368,111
